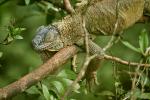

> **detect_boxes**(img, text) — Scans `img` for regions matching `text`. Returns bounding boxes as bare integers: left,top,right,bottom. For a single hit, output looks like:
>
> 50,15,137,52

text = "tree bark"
0,46,78,100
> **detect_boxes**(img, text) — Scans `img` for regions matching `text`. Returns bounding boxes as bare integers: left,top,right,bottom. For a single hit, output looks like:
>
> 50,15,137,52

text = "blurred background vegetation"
0,0,150,100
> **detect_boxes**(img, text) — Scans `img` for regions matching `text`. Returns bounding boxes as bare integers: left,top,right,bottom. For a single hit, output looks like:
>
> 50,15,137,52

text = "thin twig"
61,54,97,100
103,0,120,51
63,0,75,14
103,35,121,51
71,54,78,72
103,55,150,67
112,61,119,100
83,17,90,54
61,14,93,100
130,60,142,100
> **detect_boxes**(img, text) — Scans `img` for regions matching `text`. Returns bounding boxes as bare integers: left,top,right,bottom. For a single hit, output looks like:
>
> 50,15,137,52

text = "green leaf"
61,78,80,93
138,70,150,87
57,70,68,78
49,95,57,100
50,81,65,95
139,29,149,54
61,78,72,87
96,91,115,96
42,1,59,12
0,52,3,58
26,86,40,94
40,69,79,98
47,3,58,12
8,26,14,35
20,28,26,31
25,0,30,5
14,35,23,39
13,28,20,35
121,40,141,53
123,88,140,99
42,84,51,100
138,93,150,99
57,69,76,79
7,36,14,42
1,34,14,45
13,28,26,35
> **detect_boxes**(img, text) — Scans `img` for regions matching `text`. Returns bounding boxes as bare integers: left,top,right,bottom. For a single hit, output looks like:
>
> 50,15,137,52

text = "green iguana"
32,0,149,56
32,0,150,89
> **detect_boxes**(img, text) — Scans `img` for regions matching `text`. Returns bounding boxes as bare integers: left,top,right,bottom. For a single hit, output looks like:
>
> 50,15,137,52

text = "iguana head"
32,25,64,51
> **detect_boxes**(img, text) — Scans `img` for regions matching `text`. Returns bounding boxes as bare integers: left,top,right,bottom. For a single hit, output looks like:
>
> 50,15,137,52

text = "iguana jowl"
32,0,149,55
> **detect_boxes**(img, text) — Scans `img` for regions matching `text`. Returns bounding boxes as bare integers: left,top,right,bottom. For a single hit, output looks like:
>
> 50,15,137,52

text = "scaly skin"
31,0,148,74
32,0,148,53
32,0,150,89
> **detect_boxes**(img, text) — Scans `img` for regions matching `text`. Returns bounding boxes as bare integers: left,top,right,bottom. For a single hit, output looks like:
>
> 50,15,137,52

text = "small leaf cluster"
1,24,26,45
122,29,149,57
26,69,80,100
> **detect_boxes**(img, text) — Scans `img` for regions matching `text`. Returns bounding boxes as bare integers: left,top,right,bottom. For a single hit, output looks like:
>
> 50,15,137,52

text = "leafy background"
0,0,150,100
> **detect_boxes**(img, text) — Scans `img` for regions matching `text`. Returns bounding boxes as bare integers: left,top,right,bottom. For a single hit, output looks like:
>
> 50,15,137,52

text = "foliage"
121,29,149,56
0,0,150,100
1,22,25,45
26,69,80,100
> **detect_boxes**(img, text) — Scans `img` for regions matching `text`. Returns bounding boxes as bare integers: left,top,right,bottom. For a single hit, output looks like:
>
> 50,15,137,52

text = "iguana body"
32,0,150,89
32,0,149,55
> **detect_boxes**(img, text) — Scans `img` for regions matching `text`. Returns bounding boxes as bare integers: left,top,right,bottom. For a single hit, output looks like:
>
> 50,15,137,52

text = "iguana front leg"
82,40,105,88
85,57,102,91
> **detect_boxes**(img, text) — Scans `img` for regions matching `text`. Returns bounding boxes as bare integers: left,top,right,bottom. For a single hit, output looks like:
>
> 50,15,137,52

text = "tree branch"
0,45,150,99
0,46,78,100
103,54,150,67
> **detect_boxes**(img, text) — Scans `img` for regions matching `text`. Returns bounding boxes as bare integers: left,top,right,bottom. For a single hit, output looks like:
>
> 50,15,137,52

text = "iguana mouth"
33,42,59,51
32,37,60,51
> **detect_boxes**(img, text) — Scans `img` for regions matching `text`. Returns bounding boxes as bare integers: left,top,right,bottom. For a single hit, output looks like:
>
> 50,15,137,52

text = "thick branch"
0,46,78,100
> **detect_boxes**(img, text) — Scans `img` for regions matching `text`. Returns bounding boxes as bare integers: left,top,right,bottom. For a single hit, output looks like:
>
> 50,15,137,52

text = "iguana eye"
44,25,59,42
45,31,55,41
